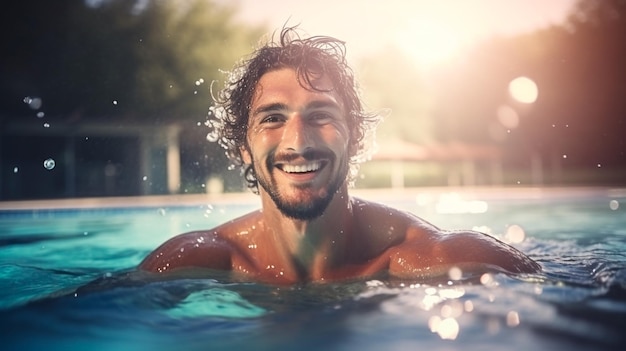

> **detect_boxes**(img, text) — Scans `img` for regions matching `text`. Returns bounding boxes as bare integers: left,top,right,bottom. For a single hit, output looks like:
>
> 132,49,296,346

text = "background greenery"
1,0,624,199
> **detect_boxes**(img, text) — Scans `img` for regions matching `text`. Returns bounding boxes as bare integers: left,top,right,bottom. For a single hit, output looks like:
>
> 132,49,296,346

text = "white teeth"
282,162,321,173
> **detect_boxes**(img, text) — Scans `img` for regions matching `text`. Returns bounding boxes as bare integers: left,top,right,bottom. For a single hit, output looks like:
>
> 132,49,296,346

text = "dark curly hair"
207,26,380,193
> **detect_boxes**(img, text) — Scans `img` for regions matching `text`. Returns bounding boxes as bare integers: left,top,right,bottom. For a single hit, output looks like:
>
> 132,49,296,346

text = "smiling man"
139,27,541,284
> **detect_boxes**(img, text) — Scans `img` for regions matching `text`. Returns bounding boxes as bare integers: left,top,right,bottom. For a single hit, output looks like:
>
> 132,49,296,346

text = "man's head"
209,26,379,195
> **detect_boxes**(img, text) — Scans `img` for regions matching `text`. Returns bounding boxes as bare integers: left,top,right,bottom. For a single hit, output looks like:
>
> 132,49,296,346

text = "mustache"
270,149,334,164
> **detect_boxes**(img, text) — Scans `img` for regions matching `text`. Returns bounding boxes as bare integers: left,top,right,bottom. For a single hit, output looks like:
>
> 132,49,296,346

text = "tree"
0,0,263,123
0,0,265,199
423,0,626,184
358,46,435,144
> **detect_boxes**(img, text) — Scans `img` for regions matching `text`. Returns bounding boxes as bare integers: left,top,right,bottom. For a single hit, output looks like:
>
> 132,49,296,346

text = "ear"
240,145,252,164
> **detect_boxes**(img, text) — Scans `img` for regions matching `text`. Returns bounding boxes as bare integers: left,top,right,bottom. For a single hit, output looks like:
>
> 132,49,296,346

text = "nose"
281,114,314,153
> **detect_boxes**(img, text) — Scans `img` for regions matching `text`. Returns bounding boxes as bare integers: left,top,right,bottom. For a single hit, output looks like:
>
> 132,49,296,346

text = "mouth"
277,161,325,174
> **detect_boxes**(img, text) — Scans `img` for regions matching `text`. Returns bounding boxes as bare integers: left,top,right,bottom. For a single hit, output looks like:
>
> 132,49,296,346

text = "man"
139,27,540,284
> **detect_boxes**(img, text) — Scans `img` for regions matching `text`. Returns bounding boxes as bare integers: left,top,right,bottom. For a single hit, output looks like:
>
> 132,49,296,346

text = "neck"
259,184,353,279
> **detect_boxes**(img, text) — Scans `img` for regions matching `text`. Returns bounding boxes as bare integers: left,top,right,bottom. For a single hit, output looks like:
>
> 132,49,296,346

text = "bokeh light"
509,76,538,104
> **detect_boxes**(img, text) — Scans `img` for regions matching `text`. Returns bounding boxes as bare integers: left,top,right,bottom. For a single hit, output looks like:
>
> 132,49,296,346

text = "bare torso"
139,197,540,284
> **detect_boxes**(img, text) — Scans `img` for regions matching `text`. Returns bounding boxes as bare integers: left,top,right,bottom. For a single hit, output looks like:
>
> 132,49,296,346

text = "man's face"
241,68,351,220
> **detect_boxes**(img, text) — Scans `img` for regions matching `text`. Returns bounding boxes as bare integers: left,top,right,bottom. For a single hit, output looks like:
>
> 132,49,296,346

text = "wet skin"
139,68,541,284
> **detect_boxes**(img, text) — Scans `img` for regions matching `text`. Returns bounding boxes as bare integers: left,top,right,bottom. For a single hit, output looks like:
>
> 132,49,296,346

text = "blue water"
1,188,625,351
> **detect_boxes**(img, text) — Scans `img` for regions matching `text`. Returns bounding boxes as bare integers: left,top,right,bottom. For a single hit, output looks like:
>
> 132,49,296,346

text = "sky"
218,0,578,66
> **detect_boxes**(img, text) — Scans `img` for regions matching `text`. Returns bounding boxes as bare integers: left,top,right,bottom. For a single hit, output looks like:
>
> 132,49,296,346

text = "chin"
277,189,335,221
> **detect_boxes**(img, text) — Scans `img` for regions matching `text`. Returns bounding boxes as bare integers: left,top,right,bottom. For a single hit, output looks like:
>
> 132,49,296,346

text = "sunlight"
395,20,464,67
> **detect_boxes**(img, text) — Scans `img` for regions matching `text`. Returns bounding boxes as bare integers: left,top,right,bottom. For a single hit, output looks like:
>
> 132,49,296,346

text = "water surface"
1,188,625,350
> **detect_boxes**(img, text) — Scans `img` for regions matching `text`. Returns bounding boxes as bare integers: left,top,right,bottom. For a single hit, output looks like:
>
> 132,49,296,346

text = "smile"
278,161,324,174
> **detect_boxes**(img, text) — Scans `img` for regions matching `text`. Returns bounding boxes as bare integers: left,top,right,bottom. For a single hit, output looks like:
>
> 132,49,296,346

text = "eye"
260,114,284,124
309,111,335,125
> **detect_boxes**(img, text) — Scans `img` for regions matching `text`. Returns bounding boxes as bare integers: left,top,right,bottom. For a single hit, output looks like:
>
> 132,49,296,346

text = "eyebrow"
305,100,342,112
253,100,341,114
250,99,343,120
251,103,288,117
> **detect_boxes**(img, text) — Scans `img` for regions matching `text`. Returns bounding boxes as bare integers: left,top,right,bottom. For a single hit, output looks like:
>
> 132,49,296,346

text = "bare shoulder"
352,197,438,232
350,196,441,237
138,210,262,274
350,197,543,278
349,197,441,255
388,225,541,279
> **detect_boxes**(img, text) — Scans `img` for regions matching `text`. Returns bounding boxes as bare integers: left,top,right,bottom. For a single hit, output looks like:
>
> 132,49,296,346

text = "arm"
389,228,541,279
138,231,233,274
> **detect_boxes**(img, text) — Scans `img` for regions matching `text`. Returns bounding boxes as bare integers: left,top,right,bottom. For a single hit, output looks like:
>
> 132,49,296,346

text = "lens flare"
509,76,538,104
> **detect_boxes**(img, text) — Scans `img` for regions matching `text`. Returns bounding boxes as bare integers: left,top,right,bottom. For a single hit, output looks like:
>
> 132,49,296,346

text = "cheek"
245,132,275,162
327,123,351,154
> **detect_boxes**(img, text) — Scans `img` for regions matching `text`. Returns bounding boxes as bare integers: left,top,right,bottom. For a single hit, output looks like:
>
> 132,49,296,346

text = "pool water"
1,188,625,351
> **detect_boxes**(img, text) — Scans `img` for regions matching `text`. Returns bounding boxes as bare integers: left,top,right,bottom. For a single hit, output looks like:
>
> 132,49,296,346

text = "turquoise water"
1,189,625,351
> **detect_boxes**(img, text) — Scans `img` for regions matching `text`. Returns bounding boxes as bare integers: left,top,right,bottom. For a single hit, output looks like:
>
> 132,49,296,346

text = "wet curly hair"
207,26,380,193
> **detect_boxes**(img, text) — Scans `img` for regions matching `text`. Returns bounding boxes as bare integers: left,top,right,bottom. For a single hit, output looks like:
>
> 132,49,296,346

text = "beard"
255,149,348,221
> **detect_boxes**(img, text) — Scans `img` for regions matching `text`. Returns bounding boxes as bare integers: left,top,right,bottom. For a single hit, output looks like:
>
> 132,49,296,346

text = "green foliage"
0,0,264,122
0,0,265,198
357,47,435,144
424,0,626,170
356,0,625,187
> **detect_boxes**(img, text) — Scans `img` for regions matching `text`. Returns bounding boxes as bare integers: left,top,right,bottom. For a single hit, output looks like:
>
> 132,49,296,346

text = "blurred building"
1,121,182,200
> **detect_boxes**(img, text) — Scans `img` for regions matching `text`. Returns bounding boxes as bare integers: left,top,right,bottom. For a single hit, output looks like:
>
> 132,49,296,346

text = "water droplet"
448,266,463,280
13,167,18,173
43,158,55,170
464,300,474,312
506,311,520,327
480,273,495,286
43,122,50,128
562,154,567,159
142,176,148,181
206,132,219,142
36,112,45,118
609,200,619,211
23,96,42,109
113,100,118,105
431,316,460,340
505,224,525,244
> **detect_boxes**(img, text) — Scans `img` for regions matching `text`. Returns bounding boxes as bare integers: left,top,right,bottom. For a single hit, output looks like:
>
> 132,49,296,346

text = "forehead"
250,68,342,110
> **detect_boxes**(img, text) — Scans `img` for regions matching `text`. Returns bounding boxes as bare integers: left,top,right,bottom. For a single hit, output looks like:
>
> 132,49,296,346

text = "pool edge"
1,186,624,210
